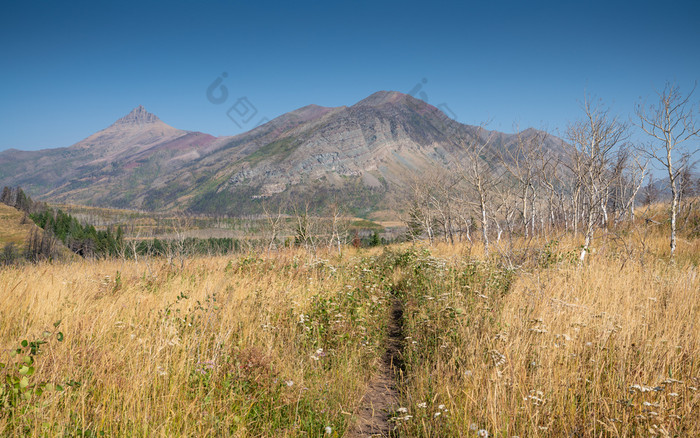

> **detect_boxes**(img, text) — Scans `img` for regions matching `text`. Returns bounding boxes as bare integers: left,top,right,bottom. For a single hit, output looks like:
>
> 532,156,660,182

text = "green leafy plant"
0,321,65,412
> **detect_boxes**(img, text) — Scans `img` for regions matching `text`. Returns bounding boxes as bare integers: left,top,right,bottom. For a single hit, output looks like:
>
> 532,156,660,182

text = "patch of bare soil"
346,299,404,437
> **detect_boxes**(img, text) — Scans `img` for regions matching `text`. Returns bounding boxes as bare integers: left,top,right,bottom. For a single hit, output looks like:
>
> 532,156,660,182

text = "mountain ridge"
0,91,562,215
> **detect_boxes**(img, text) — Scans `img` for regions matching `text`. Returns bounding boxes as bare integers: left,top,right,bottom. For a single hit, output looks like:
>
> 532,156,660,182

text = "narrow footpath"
346,298,405,437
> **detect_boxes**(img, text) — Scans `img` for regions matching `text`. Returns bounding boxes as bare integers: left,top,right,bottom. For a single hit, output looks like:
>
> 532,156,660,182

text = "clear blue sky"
1,0,699,151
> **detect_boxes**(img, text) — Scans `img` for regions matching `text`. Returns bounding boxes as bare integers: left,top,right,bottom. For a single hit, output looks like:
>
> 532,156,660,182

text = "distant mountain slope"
0,105,216,207
0,203,34,250
0,92,564,215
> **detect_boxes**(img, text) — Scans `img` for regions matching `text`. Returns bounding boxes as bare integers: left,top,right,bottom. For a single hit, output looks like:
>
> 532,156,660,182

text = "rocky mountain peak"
352,90,414,108
113,105,160,126
0,90,567,215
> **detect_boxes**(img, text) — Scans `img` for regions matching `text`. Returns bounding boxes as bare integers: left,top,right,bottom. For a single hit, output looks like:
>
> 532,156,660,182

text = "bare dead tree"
455,198,476,244
167,214,192,268
459,125,502,256
565,97,628,262
539,151,570,236
641,175,660,206
398,168,466,245
635,82,700,257
126,229,143,265
293,202,317,252
613,151,648,225
426,170,462,244
678,163,698,227
491,176,517,241
262,200,286,255
402,172,437,244
25,227,59,262
327,199,348,254
498,129,548,237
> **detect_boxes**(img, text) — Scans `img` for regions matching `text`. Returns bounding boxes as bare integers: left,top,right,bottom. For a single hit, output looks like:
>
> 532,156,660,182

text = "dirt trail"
346,299,404,437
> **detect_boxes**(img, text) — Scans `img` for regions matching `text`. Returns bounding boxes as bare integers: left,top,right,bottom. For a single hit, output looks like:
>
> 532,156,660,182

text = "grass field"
0,214,698,436
0,204,33,250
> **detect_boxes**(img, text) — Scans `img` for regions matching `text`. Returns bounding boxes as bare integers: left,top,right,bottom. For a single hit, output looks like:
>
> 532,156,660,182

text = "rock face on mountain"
0,92,563,215
0,106,217,207
67,105,188,157
113,105,160,125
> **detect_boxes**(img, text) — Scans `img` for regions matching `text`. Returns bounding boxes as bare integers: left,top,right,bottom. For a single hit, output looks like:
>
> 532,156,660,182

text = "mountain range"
0,91,563,216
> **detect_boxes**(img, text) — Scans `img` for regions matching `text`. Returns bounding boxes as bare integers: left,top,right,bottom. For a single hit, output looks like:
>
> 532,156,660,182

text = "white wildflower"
661,378,683,384
310,348,326,361
490,350,506,367
630,384,654,393
324,426,332,435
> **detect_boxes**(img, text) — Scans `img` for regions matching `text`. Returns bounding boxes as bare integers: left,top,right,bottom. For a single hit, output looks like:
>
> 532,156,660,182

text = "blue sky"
1,0,699,151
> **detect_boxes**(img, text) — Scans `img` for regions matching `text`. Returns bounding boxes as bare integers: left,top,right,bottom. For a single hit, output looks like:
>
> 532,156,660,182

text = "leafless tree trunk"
459,125,501,256
635,82,700,258
613,153,648,226
566,96,628,262
403,170,457,245
262,201,286,255
498,129,548,237
128,233,141,265
293,202,317,252
678,164,698,227
168,214,192,268
327,200,347,254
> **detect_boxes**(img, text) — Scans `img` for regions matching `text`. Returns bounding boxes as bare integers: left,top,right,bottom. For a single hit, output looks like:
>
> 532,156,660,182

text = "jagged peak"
113,105,160,126
352,90,415,108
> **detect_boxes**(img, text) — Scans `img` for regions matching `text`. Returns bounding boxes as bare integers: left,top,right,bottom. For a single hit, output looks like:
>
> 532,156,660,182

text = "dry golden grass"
0,204,34,249
0,218,698,437
0,249,394,436
392,231,699,437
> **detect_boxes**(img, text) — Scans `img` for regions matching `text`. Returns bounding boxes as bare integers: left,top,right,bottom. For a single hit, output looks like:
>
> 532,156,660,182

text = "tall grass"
392,236,699,437
0,250,396,436
1,218,698,437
